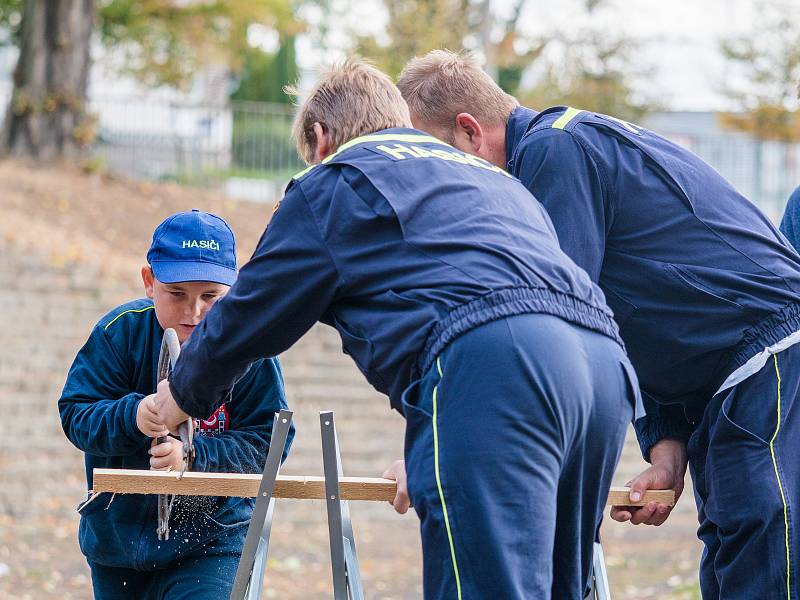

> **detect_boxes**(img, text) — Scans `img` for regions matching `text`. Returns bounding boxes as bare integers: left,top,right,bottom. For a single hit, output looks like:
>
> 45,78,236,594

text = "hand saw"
155,327,196,541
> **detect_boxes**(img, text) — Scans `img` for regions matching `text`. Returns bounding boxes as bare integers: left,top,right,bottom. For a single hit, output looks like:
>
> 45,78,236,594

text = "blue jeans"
403,314,636,599
89,536,240,600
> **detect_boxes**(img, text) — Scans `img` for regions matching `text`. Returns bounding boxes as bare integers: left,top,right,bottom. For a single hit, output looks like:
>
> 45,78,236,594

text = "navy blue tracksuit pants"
403,314,636,599
689,342,800,599
89,537,240,599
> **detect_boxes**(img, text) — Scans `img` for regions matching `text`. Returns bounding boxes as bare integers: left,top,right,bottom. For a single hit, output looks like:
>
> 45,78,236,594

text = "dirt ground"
0,160,702,599
0,439,702,600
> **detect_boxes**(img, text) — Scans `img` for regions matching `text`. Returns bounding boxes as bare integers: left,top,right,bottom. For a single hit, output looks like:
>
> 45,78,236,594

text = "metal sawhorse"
230,408,613,600
589,541,612,599
230,409,364,600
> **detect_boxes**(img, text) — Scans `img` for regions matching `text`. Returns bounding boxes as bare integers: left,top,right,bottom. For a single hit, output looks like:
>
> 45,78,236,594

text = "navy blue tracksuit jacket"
506,107,800,452
169,128,637,599
507,106,800,599
170,129,621,414
59,299,292,583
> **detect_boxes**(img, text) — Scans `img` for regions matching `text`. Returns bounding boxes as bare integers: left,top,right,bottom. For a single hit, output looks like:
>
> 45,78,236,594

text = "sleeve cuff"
191,437,207,472
634,415,693,463
169,379,202,418
123,393,150,444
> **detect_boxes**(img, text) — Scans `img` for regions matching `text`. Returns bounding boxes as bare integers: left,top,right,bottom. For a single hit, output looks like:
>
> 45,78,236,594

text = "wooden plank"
93,469,396,501
607,486,675,507
94,469,675,506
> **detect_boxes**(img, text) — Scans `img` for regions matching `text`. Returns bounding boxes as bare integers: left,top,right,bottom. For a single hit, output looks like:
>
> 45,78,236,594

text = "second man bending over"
398,49,800,600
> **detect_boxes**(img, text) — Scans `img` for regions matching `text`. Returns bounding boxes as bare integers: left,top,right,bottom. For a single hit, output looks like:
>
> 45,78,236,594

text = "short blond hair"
397,50,518,132
288,58,412,164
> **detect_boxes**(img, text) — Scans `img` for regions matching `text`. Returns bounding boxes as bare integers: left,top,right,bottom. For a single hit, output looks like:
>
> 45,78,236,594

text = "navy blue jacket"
59,298,293,569
506,106,800,458
169,128,623,418
779,185,800,251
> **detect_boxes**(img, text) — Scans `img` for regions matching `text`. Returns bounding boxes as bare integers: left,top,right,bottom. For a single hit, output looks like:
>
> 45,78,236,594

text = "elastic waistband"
418,286,623,376
720,301,800,388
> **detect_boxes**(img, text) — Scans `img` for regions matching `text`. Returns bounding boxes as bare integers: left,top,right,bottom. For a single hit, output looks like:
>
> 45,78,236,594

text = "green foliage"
231,36,298,104
79,153,107,175
520,31,655,122
491,0,545,96
2,0,301,94
0,0,20,27
355,0,471,78
719,0,800,141
495,40,545,97
352,0,654,119
97,0,299,88
352,0,540,87
0,0,21,43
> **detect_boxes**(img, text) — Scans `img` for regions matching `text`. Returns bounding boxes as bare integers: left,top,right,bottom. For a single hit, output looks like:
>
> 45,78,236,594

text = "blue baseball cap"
147,209,237,286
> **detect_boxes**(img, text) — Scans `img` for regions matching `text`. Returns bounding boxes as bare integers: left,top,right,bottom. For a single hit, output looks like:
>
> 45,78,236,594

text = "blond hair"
287,58,412,164
397,49,518,132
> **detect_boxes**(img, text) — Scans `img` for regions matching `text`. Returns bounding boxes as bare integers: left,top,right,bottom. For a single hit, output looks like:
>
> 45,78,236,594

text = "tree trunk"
1,0,94,160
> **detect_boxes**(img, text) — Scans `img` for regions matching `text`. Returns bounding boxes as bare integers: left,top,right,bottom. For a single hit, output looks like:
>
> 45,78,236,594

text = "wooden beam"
92,469,675,506
93,469,396,501
607,486,674,507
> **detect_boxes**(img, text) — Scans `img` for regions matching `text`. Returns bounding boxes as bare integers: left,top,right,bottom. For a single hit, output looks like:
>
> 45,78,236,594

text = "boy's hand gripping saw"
155,327,196,541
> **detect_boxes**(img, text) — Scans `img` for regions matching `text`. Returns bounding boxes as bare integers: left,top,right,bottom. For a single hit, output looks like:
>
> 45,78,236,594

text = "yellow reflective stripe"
103,306,154,330
292,164,315,180
552,107,584,130
771,354,791,600
432,356,462,599
331,133,450,155
291,133,452,180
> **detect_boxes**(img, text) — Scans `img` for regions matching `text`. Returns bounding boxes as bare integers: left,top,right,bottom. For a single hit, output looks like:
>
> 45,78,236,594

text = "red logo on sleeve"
194,404,229,437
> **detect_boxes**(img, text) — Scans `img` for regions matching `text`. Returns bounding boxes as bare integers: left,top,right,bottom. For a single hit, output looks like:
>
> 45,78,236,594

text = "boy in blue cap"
398,50,800,599
151,60,641,600
59,209,293,600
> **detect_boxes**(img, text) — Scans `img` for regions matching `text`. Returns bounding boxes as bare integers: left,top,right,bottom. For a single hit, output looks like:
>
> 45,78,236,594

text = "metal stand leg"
246,499,275,600
230,409,293,600
321,411,365,600
587,541,612,600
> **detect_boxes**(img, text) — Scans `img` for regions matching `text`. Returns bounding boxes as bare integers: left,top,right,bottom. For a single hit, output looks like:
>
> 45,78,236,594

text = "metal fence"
87,98,800,214
666,131,800,222
1,86,800,212
88,95,304,203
